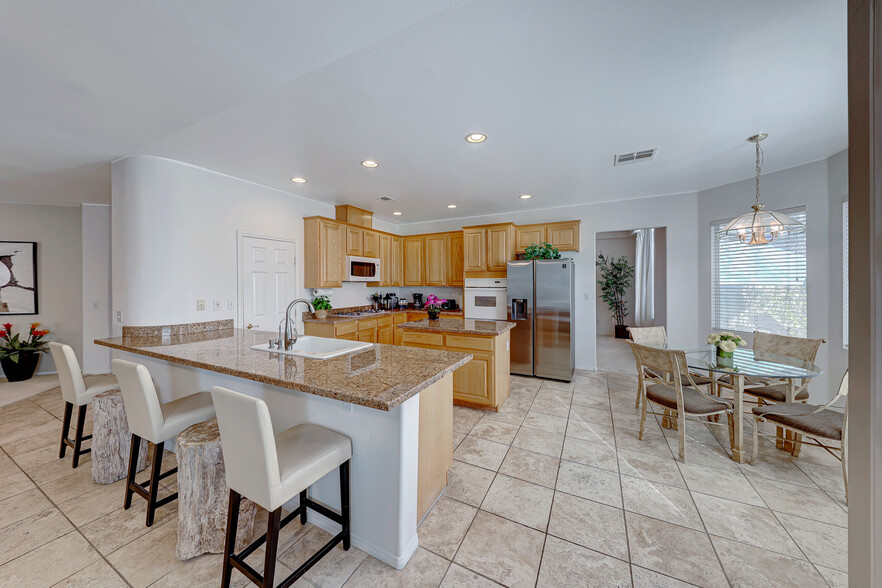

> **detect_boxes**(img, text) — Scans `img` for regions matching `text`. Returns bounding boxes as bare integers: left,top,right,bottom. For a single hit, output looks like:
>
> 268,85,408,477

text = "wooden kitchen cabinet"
487,224,514,271
304,218,345,288
462,228,486,272
515,224,546,251
546,220,581,251
425,234,447,286
335,204,373,228
345,226,364,256
391,236,403,286
363,230,380,258
462,223,514,277
447,232,464,286
403,236,425,286
368,233,392,287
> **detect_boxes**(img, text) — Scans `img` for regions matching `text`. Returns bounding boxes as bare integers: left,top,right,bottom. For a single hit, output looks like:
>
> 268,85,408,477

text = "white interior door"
241,236,296,333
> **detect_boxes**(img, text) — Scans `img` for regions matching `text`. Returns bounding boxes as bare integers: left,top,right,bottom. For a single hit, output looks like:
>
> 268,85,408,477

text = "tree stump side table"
175,419,256,561
91,389,148,484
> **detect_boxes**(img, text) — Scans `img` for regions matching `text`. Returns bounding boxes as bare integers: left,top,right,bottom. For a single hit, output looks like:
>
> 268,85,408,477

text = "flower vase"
427,310,440,320
716,346,734,367
0,352,40,382
314,309,329,320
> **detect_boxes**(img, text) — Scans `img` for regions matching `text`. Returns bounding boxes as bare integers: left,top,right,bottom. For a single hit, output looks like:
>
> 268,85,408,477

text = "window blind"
843,199,848,348
711,208,807,337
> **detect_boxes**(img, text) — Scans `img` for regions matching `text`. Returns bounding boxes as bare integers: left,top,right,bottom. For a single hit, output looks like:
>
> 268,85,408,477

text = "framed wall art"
0,241,38,315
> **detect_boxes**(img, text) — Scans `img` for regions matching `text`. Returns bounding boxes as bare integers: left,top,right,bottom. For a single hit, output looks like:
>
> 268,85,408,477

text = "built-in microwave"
345,256,381,282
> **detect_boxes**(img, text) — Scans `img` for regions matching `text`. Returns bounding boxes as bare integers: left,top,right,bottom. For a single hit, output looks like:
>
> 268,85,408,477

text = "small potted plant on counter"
0,322,51,382
707,332,746,366
312,295,332,320
424,294,447,320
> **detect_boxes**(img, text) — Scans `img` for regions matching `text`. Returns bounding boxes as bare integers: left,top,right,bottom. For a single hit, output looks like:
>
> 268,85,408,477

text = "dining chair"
629,341,734,461
752,371,848,499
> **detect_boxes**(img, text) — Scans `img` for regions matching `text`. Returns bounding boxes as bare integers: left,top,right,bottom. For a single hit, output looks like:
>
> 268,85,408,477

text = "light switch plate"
196,299,206,311
227,299,235,310
213,299,222,311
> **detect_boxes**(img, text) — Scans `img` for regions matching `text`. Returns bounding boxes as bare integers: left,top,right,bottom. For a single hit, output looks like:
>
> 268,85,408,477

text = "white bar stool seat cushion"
158,392,216,441
275,424,352,509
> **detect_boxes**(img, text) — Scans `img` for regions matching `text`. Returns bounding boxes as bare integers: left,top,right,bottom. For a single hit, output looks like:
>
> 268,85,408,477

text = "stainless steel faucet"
280,298,314,350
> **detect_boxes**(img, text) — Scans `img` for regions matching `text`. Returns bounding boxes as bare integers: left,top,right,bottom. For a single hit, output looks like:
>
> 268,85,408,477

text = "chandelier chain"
754,140,763,206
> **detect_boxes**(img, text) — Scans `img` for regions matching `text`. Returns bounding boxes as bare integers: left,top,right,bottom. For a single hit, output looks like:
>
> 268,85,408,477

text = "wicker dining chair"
629,341,734,461
752,371,848,499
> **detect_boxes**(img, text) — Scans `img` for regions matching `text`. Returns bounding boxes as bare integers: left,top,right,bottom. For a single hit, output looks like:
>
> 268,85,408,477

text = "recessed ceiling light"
447,204,457,209
393,211,403,216
361,160,379,168
519,194,532,199
465,133,487,143
290,177,307,183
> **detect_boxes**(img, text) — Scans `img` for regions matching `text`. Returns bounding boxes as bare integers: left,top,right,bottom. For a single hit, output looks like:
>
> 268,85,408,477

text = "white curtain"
633,228,655,327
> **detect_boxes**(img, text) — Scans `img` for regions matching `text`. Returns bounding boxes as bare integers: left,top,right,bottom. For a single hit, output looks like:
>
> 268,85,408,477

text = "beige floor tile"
547,491,629,560
0,531,100,588
691,493,804,559
0,452,19,479
452,431,466,451
617,449,686,489
792,460,847,494
0,508,74,566
468,419,519,445
444,461,495,507
537,535,631,588
556,461,622,508
41,465,102,504
7,437,59,466
746,475,847,527
621,476,703,531
521,411,568,436
615,430,674,460
453,436,509,471
498,446,560,488
440,562,502,587
659,420,721,446
677,462,764,507
710,535,827,588
570,391,611,409
0,469,34,501
344,547,448,587
481,474,554,531
630,565,696,587
669,438,740,472
564,420,616,445
739,453,816,487
21,452,93,486
480,403,527,427
626,512,728,588
79,499,178,555
815,564,848,588
569,404,614,427
529,398,571,419
454,511,544,588
0,486,53,528
57,478,135,526
52,559,128,587
453,406,485,435
418,496,477,559
107,519,183,588
777,513,848,572
0,420,59,447
511,427,564,458
611,411,662,435
560,437,618,472
277,526,367,587
540,380,575,392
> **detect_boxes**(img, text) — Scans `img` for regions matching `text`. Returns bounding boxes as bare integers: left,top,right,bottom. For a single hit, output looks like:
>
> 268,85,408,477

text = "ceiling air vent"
614,148,657,167
378,196,396,201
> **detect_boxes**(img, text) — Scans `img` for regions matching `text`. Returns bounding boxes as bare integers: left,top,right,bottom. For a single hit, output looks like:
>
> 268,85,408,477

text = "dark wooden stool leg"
299,490,308,525
59,402,73,458
124,434,141,509
72,405,88,468
340,461,350,550
263,507,282,588
146,441,165,527
221,489,241,588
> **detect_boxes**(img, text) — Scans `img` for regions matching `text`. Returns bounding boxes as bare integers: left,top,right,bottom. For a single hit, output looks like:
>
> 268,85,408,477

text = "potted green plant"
0,322,51,382
596,254,635,339
524,242,561,260
424,294,447,320
312,295,332,320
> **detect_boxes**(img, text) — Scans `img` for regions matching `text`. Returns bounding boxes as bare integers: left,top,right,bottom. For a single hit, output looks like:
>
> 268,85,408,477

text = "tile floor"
0,371,847,587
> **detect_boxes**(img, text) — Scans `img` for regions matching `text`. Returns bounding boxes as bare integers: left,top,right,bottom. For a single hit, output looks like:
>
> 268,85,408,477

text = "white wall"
0,202,83,375
697,151,849,400
81,204,112,374
595,231,636,335
399,193,701,371
111,157,403,334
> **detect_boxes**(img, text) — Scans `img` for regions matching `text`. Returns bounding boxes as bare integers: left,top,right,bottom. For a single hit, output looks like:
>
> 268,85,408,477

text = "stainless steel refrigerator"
507,259,576,381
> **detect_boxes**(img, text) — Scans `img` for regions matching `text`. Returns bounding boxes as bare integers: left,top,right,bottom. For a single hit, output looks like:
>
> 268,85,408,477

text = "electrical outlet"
227,299,234,310
196,299,206,311
213,299,222,311
584,292,590,301
91,302,100,310
116,310,123,323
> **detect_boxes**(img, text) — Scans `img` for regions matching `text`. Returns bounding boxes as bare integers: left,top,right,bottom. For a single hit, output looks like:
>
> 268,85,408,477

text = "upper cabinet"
515,220,581,252
363,230,380,258
447,232,464,287
305,218,344,288
391,236,403,286
335,204,373,228
463,223,515,277
346,226,364,256
463,228,486,272
403,236,425,286
425,234,447,286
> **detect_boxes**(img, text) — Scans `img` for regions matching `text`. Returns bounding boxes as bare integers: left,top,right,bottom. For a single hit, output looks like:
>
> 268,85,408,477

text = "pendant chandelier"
717,133,805,245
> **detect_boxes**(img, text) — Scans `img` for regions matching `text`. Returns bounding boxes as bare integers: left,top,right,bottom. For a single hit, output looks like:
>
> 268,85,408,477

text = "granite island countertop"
303,308,464,325
398,318,516,336
95,328,471,411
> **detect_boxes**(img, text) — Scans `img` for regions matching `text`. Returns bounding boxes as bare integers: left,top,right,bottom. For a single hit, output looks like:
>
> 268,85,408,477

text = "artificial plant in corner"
595,254,635,339
524,242,561,260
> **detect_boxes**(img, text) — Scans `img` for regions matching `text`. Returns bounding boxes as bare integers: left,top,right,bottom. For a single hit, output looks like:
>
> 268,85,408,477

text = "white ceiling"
0,1,847,223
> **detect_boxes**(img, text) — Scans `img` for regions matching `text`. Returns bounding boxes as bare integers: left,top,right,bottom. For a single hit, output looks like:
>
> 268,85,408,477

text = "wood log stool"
91,389,148,484
175,419,256,561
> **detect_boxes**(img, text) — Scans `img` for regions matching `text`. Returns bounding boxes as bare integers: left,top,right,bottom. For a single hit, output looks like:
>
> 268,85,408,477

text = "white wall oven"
464,278,508,320
345,256,381,282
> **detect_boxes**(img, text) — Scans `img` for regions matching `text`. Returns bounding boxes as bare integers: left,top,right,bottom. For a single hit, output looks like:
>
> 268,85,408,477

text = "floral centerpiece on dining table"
424,294,447,320
707,331,746,359
0,322,51,382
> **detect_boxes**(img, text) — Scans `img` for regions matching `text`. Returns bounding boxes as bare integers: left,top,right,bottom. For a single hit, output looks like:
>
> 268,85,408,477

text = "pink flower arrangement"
423,294,447,312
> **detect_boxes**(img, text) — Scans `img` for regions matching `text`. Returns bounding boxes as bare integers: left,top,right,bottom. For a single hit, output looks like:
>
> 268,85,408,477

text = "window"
843,199,848,348
711,208,807,337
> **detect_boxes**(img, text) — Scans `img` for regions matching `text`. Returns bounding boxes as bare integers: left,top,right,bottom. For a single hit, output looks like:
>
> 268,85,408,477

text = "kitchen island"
397,318,515,411
95,322,471,569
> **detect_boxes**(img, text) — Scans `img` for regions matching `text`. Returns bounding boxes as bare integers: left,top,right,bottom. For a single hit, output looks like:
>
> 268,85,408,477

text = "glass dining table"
674,346,823,463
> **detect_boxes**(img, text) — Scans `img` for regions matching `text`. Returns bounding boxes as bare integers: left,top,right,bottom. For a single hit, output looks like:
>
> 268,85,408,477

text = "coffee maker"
412,293,424,309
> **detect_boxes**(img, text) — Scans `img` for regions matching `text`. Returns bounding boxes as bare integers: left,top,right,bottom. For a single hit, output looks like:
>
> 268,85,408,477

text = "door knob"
246,323,258,329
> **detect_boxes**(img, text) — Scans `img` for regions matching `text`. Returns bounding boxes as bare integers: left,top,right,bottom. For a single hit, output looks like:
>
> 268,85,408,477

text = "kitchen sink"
251,337,373,360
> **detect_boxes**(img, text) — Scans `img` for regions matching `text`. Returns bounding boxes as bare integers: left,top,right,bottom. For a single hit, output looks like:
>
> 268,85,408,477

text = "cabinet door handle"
246,323,259,329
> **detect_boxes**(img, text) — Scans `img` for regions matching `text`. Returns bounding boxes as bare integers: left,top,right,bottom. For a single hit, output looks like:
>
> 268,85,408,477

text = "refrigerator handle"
511,299,527,320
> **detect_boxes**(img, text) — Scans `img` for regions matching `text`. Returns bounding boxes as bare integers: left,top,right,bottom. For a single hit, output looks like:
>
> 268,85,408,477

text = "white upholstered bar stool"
48,342,119,468
111,358,215,526
211,385,352,588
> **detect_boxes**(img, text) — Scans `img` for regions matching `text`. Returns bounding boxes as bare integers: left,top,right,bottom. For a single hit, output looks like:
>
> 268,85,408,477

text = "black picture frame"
0,241,38,316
